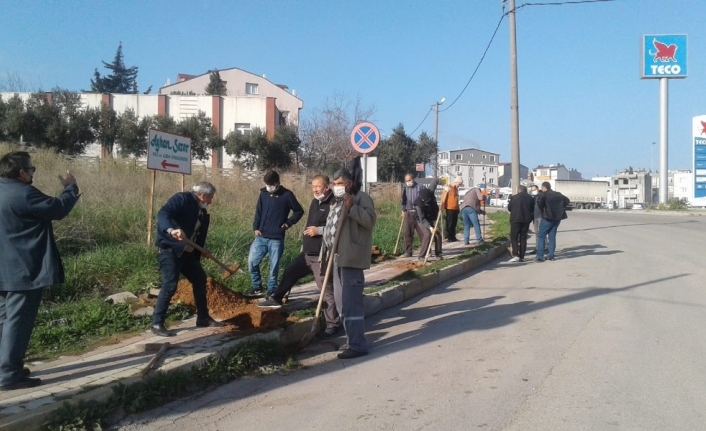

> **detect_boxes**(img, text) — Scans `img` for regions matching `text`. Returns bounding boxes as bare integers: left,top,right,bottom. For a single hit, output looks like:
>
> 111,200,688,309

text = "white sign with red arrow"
147,129,192,175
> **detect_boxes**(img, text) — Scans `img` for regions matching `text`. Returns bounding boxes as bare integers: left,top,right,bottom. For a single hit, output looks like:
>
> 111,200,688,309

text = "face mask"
314,190,328,201
333,185,346,198
531,191,538,196
405,181,414,187
266,184,278,193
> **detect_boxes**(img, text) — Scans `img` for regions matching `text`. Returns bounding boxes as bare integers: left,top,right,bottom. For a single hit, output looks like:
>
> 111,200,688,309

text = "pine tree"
204,70,227,96
90,43,151,94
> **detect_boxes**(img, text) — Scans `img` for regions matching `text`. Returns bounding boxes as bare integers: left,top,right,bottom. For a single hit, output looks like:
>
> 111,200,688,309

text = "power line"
517,0,614,9
409,107,433,136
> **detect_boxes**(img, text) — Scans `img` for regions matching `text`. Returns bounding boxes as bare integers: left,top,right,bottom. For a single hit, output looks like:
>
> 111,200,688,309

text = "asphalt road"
114,211,706,431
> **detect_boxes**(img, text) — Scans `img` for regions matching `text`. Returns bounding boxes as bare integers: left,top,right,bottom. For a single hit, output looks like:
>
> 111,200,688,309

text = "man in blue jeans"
460,185,485,245
245,170,304,298
535,181,570,262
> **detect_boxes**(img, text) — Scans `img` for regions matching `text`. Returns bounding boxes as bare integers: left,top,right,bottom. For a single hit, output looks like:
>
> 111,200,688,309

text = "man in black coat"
507,185,535,262
258,175,340,338
0,151,79,390
414,187,442,260
152,181,225,337
535,181,570,262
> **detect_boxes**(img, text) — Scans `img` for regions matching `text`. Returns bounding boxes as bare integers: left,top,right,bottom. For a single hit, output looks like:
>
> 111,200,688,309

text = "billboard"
642,35,687,79
693,116,706,198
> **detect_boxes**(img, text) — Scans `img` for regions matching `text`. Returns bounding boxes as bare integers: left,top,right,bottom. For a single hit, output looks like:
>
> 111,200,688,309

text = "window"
622,179,628,185
482,155,486,159
234,123,252,135
489,167,494,173
455,154,463,160
245,83,259,95
490,155,495,161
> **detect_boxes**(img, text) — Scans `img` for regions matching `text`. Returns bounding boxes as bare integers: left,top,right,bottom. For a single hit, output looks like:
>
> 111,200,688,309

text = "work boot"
196,317,226,328
151,324,176,337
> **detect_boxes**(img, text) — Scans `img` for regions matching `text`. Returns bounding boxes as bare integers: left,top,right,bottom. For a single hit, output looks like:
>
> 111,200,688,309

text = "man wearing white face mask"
322,168,376,359
259,175,340,337
245,170,304,298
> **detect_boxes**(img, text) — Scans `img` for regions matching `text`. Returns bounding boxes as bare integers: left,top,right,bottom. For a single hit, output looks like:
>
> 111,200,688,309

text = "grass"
1,142,508,359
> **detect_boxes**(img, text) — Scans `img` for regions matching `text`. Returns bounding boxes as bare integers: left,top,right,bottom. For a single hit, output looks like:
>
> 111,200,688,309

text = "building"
610,169,652,208
437,148,500,187
532,164,582,182
0,67,303,168
497,162,529,188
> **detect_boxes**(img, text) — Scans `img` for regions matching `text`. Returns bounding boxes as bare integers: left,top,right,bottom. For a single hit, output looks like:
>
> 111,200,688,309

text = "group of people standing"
400,174,486,261
506,182,570,262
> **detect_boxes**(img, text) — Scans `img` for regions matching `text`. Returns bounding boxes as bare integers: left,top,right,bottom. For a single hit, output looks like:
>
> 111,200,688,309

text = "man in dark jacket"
245,171,304,298
414,187,442,260
507,185,535,262
0,151,79,390
152,181,225,337
535,181,570,262
258,175,340,337
400,173,427,257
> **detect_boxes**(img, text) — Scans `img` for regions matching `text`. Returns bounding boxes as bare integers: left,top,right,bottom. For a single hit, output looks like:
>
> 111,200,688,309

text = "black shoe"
547,257,555,261
404,253,413,258
151,324,176,337
196,317,226,328
0,376,42,391
337,349,368,359
436,253,444,260
242,288,264,298
258,298,283,309
527,249,537,255
21,367,30,377
318,327,340,339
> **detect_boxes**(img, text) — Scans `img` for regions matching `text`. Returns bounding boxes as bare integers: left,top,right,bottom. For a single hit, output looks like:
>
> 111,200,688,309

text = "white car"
631,203,645,210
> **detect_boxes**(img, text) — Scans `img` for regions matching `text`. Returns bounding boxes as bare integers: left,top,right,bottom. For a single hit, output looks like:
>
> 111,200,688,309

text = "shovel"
182,238,242,281
298,207,347,350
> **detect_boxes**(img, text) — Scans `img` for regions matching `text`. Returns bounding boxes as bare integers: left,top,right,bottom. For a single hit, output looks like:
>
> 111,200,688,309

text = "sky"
1,0,704,178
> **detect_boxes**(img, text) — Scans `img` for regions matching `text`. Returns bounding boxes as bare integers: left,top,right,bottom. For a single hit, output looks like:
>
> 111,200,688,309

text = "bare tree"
299,93,375,172
0,71,42,92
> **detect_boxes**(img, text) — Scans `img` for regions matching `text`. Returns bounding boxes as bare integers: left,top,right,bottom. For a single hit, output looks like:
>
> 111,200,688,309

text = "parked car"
631,203,645,210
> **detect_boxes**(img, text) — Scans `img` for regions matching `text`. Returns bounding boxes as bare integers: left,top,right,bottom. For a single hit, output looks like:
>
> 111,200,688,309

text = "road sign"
415,163,425,172
350,122,380,154
642,34,687,79
147,129,192,175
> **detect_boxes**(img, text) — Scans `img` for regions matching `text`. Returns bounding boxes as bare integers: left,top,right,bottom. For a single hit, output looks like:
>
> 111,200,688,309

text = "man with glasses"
0,151,79,390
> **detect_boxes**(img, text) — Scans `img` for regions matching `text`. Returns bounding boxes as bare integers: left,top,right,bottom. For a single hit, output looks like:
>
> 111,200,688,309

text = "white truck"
552,179,609,209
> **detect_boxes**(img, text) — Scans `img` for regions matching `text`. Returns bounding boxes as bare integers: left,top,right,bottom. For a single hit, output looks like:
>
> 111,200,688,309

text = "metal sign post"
641,34,687,205
350,122,380,194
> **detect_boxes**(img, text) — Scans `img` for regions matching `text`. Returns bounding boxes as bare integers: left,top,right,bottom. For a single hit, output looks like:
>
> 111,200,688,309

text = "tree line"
0,43,437,179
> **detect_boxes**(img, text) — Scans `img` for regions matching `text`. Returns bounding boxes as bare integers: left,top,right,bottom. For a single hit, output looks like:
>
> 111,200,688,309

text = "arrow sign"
161,160,179,169
147,129,192,175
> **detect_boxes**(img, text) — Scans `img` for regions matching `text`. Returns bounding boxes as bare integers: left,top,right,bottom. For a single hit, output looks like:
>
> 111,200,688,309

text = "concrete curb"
280,241,509,346
1,241,508,431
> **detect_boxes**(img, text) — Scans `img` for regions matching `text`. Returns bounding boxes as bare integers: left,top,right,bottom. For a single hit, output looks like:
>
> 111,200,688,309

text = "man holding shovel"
152,182,225,337
324,168,376,359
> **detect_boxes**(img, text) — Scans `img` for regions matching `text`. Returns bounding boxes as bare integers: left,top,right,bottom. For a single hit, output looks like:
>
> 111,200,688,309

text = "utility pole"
508,0,521,194
433,97,445,178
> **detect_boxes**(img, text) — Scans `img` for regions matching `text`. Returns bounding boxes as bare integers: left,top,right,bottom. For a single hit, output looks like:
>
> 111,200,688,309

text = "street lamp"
434,97,445,177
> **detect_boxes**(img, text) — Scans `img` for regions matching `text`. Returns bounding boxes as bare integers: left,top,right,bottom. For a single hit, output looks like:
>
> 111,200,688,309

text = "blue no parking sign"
350,122,380,154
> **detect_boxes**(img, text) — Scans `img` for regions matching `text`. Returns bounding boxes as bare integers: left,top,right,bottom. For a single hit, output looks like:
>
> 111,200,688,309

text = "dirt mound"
171,277,288,329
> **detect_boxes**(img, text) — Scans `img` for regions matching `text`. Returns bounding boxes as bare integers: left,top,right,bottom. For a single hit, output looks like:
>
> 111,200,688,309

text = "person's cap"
452,176,463,185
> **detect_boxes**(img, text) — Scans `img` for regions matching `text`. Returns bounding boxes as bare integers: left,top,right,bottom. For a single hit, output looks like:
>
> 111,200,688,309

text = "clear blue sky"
1,0,703,178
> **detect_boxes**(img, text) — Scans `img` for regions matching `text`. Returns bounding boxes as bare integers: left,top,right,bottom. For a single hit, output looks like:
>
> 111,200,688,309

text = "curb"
2,241,508,431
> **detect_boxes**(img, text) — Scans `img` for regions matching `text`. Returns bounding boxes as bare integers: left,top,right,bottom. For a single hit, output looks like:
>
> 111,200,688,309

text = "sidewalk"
0,237,505,431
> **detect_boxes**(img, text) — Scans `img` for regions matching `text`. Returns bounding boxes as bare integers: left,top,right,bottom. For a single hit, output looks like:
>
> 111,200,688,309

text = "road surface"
115,211,706,431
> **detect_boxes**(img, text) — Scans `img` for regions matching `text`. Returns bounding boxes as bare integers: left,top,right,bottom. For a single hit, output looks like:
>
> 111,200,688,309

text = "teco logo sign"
642,35,687,79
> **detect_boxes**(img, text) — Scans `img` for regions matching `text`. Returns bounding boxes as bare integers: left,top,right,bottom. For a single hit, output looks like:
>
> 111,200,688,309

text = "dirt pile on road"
171,278,288,329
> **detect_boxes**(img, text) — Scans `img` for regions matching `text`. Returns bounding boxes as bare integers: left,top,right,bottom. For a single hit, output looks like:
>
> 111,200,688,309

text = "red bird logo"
650,39,677,62
701,120,706,135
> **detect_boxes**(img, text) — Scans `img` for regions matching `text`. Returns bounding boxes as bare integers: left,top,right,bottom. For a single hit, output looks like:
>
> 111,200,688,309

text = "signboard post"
145,130,192,245
350,122,380,193
641,34,688,204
